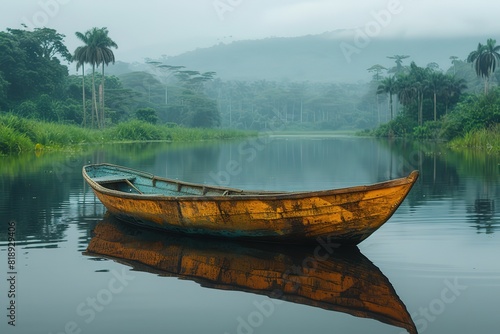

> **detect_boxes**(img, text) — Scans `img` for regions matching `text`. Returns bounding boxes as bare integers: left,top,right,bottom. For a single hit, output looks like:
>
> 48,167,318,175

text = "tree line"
368,39,500,139
0,27,221,128
374,61,467,126
0,26,498,136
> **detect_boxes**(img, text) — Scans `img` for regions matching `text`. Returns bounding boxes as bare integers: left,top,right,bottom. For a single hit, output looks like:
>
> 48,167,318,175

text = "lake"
0,135,499,334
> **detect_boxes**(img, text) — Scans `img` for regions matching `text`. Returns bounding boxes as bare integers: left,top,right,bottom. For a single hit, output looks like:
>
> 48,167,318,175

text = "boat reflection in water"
84,214,417,334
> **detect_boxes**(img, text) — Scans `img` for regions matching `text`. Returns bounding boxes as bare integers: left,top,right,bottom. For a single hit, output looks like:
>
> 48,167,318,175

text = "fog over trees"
0,26,498,138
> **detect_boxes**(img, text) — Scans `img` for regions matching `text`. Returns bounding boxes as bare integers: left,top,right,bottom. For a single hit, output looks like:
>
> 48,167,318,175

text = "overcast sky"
2,0,500,63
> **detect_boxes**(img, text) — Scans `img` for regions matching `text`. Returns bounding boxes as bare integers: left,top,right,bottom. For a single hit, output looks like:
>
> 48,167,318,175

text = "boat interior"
85,164,288,197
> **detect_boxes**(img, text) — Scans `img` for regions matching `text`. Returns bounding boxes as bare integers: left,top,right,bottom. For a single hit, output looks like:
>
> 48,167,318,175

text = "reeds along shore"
0,114,254,155
449,124,500,152
1,113,497,155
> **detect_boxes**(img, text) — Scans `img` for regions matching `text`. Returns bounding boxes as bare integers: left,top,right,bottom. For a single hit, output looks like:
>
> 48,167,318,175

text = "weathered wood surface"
83,163,419,244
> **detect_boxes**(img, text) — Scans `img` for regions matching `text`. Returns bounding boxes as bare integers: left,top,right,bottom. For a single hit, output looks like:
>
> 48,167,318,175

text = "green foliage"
73,27,118,129
118,70,221,128
449,124,500,151
104,120,249,142
177,90,220,127
106,120,164,141
36,94,58,121
0,28,69,104
442,88,500,138
369,52,498,144
208,80,372,130
135,107,158,124
166,126,252,141
16,101,38,118
0,114,254,155
376,76,396,120
31,27,72,61
0,113,39,142
118,71,168,118
469,89,500,126
1,25,498,153
371,85,500,145
371,114,417,138
0,113,95,154
0,72,8,107
0,122,32,153
413,121,443,140
74,27,117,70
13,95,83,123
466,38,500,94
371,61,468,133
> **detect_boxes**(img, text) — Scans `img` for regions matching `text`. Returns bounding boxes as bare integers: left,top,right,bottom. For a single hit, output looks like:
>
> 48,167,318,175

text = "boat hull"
83,164,419,244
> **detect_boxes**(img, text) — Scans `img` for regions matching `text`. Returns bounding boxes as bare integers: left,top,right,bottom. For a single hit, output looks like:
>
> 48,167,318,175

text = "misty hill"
107,31,491,83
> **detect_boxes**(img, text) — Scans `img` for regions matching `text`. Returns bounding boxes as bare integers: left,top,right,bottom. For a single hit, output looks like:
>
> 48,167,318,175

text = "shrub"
105,120,165,141
372,115,417,138
135,107,159,124
0,123,33,154
0,114,38,142
413,121,443,140
449,124,500,151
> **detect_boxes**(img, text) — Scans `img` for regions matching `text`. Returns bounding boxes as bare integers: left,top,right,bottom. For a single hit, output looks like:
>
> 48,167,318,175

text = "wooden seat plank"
93,175,136,184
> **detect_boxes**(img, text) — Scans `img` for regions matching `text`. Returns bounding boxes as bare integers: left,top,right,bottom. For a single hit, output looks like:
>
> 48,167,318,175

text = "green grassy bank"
0,114,255,155
449,125,500,152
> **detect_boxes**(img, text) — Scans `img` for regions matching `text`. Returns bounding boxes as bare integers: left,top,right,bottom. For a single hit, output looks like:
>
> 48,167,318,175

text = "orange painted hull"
85,215,417,334
83,163,419,244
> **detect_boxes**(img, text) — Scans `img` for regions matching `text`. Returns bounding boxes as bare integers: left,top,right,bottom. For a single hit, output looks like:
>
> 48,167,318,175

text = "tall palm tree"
73,27,117,129
74,29,97,128
368,64,387,123
467,42,483,72
411,63,430,126
396,63,429,126
73,45,87,127
396,75,416,109
95,28,118,128
467,39,500,94
377,76,397,121
426,72,446,121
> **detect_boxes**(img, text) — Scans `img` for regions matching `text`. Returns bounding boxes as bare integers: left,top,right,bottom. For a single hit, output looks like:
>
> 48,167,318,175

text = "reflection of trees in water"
468,181,498,234
447,149,499,183
379,138,500,234
446,149,499,234
76,190,107,251
0,172,69,244
380,139,461,207
470,198,496,234
0,142,222,245
0,149,120,245
234,137,393,190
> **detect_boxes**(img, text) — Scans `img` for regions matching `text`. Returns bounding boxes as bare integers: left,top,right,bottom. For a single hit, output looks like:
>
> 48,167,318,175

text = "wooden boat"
82,163,419,245
84,214,417,334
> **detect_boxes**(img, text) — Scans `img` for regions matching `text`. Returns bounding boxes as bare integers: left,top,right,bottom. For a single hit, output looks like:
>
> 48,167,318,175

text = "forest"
0,26,498,152
0,27,221,129
368,45,500,142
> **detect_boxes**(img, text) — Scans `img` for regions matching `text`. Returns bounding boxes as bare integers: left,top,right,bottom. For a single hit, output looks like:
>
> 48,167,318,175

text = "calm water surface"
0,136,499,334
